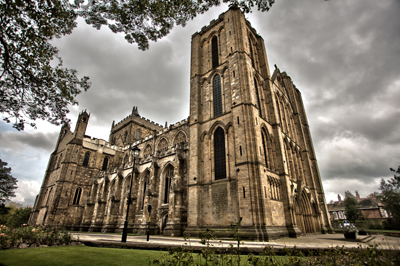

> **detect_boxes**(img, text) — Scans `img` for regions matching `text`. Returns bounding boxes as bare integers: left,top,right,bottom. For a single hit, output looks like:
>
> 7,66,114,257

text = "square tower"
186,7,332,240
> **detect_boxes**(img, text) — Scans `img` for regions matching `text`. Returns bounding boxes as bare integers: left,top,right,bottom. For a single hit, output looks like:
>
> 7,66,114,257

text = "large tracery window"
213,74,222,117
73,187,82,205
83,152,90,167
212,36,219,68
214,127,226,180
164,165,174,203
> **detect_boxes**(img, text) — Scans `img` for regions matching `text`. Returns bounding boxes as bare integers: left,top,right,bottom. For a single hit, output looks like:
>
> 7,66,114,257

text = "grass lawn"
0,246,165,266
0,245,295,266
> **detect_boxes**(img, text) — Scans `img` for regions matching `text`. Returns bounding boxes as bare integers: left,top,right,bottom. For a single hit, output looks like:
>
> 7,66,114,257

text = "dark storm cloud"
250,0,400,197
0,128,58,152
4,1,400,205
52,18,193,129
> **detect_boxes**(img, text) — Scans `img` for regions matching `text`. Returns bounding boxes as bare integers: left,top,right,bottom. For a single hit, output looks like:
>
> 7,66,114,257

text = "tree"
379,166,400,228
1,0,90,130
0,159,17,209
1,0,275,130
80,0,276,50
0,201,32,227
344,191,363,222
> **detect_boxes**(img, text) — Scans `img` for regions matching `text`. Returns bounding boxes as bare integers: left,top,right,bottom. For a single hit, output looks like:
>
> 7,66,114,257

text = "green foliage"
1,0,278,130
0,202,32,228
0,224,72,249
80,0,276,51
0,0,90,130
344,191,363,222
379,166,400,229
0,159,17,207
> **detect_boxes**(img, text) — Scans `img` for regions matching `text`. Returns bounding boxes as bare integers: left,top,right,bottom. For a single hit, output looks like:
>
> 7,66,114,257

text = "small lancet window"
102,157,109,171
136,131,140,140
142,182,147,209
212,36,219,68
124,131,128,142
262,131,269,168
248,37,255,67
164,165,174,204
213,74,222,117
254,78,261,116
73,187,82,205
83,152,90,167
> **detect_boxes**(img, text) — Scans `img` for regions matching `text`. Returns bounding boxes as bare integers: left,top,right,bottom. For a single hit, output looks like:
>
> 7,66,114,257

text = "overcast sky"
1,0,399,206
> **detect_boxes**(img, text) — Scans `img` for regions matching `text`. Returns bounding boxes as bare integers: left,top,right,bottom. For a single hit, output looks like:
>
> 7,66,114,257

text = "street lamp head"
131,146,141,158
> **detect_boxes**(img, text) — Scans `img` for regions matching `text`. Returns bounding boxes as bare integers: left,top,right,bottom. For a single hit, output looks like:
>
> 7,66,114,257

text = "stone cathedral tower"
185,8,331,239
30,8,332,240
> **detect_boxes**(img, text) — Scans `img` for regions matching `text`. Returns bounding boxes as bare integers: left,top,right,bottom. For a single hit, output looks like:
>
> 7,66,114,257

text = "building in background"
29,8,332,240
327,193,389,228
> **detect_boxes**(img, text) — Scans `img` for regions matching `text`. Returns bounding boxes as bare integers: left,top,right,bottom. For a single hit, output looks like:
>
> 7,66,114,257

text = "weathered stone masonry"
29,8,333,240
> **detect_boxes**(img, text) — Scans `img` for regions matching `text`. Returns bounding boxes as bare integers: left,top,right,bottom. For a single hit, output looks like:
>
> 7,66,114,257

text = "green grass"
0,246,296,266
0,246,164,266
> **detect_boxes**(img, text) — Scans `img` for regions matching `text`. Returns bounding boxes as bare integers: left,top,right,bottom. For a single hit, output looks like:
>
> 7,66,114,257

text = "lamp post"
147,204,152,241
121,145,140,243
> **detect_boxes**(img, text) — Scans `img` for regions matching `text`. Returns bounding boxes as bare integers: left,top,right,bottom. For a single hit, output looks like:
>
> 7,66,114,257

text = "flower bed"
0,224,73,249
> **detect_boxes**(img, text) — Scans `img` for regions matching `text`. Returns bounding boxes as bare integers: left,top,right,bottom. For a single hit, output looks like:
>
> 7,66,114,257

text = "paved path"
72,232,400,253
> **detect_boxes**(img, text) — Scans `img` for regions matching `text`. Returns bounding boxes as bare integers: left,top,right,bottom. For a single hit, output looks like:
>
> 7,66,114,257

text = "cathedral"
29,8,333,240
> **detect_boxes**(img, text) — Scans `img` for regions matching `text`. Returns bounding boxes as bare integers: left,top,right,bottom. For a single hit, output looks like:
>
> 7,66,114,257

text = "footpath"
72,232,400,255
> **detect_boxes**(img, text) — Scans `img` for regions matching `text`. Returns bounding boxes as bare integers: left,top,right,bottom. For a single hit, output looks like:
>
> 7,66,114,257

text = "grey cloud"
3,1,400,205
0,129,58,153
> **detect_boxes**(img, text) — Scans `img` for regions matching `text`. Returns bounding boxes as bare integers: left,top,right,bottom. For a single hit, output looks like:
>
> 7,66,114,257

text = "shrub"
0,224,73,249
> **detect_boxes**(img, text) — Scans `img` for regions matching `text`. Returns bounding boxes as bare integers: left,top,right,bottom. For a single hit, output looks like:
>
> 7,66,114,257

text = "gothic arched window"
124,131,128,142
57,153,62,168
102,157,109,171
73,187,82,205
254,78,261,116
141,172,149,209
212,36,219,68
83,152,90,167
261,130,269,168
213,74,222,117
52,156,57,170
46,188,52,206
164,165,174,204
249,37,255,67
214,127,226,180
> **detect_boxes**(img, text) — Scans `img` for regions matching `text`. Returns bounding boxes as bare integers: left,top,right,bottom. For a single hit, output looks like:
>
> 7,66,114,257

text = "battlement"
83,136,123,152
157,117,189,135
192,12,225,38
111,112,164,133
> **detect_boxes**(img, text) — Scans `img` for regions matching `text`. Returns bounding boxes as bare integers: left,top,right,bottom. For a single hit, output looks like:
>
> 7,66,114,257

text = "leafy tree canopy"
1,0,274,130
1,0,90,130
344,191,363,222
80,0,276,50
379,166,400,227
0,159,17,208
0,201,32,228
